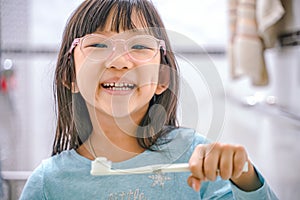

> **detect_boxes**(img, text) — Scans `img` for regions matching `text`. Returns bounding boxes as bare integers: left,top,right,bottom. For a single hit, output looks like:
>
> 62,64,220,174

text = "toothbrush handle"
157,161,248,173
159,163,190,173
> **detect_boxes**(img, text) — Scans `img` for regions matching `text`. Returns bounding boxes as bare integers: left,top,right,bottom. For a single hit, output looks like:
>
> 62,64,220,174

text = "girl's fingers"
189,144,206,180
203,146,220,181
219,145,234,180
187,142,248,192
232,146,248,179
188,143,248,182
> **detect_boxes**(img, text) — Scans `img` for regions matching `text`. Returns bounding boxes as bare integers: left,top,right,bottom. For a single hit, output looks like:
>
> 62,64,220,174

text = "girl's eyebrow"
93,30,151,39
94,30,115,36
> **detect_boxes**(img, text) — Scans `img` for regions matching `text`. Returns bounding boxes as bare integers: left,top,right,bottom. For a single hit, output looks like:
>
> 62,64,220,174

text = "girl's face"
73,16,166,120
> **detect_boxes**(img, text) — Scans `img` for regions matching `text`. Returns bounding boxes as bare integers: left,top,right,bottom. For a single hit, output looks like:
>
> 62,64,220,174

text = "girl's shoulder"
20,150,91,199
37,149,90,177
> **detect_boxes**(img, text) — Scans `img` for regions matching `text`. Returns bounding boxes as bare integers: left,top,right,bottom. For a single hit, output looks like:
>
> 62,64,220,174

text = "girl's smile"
100,77,137,96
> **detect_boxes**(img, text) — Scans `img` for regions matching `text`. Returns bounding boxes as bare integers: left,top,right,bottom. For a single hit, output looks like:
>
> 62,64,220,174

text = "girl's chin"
93,104,132,118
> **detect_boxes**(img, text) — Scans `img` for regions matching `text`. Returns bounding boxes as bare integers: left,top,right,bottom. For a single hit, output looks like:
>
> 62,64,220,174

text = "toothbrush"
90,157,248,176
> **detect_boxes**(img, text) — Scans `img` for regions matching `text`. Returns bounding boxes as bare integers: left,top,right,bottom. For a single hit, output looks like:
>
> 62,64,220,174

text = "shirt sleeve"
19,162,46,200
230,168,279,200
200,178,234,200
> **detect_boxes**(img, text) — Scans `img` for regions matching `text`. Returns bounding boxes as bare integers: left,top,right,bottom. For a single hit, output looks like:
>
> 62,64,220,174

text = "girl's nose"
104,51,134,70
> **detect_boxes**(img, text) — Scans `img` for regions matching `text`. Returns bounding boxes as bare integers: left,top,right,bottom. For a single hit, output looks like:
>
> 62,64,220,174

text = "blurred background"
0,0,299,199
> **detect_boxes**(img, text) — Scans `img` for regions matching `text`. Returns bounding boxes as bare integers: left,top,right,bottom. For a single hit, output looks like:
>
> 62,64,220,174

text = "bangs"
93,1,163,33
103,3,143,32
98,1,157,33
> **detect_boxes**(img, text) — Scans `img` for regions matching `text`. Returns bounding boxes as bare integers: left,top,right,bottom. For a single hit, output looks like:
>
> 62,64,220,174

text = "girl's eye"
131,44,151,50
91,43,108,48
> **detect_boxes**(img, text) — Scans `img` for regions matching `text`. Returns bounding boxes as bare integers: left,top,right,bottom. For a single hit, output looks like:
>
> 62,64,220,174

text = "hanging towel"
227,0,285,86
256,0,285,48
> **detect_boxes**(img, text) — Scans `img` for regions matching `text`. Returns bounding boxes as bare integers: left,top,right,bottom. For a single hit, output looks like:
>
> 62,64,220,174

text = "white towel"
227,0,285,86
256,0,285,48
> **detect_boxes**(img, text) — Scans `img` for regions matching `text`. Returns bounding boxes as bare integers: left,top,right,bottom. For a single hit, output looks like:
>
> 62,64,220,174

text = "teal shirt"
20,128,278,200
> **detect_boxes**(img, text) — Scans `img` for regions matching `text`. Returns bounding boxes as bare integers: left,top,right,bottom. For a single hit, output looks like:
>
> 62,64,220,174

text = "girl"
20,0,278,199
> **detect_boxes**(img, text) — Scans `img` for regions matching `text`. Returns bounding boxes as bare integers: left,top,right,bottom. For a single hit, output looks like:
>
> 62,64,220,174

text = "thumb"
187,175,202,192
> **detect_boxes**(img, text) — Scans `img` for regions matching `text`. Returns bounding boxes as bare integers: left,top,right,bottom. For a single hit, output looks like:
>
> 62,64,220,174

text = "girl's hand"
187,143,262,192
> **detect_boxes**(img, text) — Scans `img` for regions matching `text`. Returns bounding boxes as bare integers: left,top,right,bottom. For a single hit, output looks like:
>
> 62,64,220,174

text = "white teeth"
102,82,135,91
115,83,124,87
111,87,130,91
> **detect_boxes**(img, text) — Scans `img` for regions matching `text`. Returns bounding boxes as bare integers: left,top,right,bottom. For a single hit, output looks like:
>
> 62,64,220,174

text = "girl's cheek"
75,59,106,104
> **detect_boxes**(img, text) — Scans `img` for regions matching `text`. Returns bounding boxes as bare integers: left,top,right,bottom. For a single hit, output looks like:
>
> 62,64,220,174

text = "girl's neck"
87,130,144,162
79,103,147,162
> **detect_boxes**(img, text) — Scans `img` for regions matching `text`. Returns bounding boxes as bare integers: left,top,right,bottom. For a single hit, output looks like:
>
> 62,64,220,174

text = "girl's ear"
155,65,170,95
155,83,168,95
